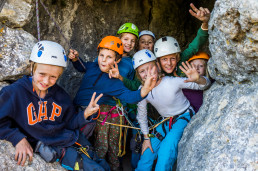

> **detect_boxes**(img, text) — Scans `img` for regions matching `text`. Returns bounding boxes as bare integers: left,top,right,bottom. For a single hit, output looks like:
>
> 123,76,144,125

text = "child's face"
137,61,158,82
190,59,207,76
120,33,137,53
139,35,154,51
98,48,117,73
159,53,178,74
32,63,63,92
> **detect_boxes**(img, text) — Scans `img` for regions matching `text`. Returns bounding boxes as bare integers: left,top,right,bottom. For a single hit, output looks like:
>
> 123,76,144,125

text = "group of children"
0,3,212,171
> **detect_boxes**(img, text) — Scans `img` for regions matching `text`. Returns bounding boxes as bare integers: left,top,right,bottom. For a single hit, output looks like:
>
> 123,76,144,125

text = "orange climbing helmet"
97,36,123,55
188,52,210,62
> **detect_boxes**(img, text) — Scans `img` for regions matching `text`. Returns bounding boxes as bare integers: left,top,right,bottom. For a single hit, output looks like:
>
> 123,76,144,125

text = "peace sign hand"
109,61,120,79
84,92,103,119
68,49,79,62
179,61,200,83
141,65,157,97
189,3,210,23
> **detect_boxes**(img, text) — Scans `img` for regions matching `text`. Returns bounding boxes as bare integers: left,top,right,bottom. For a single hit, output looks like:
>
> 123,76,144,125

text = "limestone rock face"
0,140,66,171
0,0,33,28
177,0,258,170
207,0,258,84
177,82,257,170
0,24,37,81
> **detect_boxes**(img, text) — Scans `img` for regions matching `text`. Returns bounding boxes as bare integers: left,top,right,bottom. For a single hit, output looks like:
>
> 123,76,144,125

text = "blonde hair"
30,62,64,77
189,59,210,78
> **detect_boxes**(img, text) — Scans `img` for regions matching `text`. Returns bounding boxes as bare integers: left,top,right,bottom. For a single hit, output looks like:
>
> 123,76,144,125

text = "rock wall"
0,140,65,171
177,0,258,170
22,0,214,98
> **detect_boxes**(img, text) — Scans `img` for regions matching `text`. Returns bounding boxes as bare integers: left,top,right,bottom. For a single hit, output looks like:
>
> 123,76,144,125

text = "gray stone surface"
0,24,37,81
0,140,66,171
0,0,33,28
177,0,258,170
178,82,258,171
208,0,258,84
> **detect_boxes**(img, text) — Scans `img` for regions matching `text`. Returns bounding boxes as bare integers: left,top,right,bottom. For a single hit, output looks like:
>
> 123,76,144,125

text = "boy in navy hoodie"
0,40,110,171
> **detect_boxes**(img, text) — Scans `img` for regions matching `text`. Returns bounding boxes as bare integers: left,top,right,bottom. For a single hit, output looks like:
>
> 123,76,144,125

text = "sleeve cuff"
198,27,208,35
10,133,26,147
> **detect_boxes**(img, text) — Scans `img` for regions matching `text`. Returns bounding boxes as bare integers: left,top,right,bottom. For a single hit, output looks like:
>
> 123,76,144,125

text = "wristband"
201,24,208,31
144,137,150,140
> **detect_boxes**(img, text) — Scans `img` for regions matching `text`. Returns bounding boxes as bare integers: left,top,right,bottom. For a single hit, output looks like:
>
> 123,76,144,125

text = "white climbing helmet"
139,30,155,39
30,40,67,67
132,49,156,69
154,36,181,58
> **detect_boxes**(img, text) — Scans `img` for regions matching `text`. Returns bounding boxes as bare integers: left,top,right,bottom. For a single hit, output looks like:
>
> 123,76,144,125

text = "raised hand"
189,3,210,24
179,61,200,83
109,61,121,79
84,92,103,119
141,64,157,98
68,49,79,62
15,138,33,166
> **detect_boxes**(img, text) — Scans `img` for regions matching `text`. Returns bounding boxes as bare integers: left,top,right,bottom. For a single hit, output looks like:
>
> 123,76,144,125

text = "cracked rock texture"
177,0,258,170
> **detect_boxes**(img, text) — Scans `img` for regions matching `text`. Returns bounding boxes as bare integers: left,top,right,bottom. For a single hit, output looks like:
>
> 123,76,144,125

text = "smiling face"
98,48,118,73
158,53,179,74
136,61,158,82
190,59,207,76
32,63,63,93
139,35,154,51
120,33,137,53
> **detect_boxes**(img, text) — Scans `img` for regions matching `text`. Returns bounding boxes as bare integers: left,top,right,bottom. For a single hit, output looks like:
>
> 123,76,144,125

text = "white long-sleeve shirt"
137,76,210,135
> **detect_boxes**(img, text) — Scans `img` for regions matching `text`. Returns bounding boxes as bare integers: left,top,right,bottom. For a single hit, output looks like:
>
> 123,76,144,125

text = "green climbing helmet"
117,23,139,38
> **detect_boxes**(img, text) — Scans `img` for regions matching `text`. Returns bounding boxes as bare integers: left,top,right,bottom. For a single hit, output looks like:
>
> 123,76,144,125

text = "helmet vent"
162,37,167,42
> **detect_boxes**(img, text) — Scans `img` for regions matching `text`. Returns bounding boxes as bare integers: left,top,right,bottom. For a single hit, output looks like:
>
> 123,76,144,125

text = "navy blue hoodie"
0,76,90,147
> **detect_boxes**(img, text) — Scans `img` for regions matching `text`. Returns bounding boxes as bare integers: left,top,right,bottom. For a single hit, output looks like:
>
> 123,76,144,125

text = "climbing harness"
73,142,91,159
150,107,194,141
35,0,86,70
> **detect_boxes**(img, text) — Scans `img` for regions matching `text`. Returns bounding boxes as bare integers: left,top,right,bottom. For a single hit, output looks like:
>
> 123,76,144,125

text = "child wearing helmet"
132,49,210,171
138,30,155,52
183,52,210,112
119,3,211,91
155,3,210,77
0,41,111,171
117,22,139,57
68,36,157,170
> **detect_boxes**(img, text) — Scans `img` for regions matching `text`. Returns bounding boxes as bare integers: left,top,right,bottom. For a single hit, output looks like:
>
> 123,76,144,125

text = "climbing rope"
96,116,170,131
36,0,40,41
35,0,86,70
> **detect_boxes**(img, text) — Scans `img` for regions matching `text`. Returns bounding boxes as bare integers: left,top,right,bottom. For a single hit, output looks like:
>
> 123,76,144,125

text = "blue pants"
136,109,195,171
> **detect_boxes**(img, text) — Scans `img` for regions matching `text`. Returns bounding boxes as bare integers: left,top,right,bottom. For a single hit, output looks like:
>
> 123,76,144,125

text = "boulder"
0,140,66,171
0,24,37,81
0,0,33,28
177,0,258,170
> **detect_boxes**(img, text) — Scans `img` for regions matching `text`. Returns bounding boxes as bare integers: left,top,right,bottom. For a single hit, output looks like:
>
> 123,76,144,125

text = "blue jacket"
0,76,90,147
73,60,143,107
